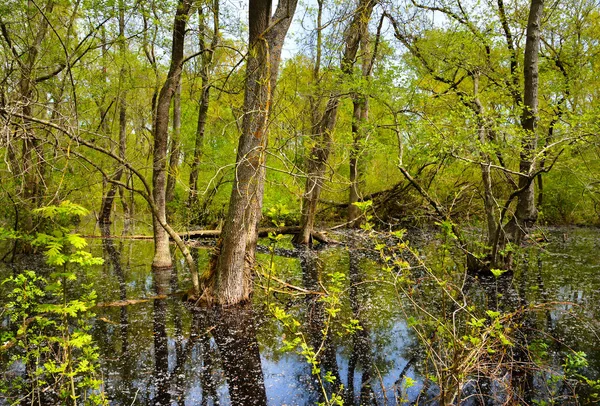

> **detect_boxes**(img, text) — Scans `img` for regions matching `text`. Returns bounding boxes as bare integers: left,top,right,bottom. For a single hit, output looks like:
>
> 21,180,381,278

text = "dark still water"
2,227,600,405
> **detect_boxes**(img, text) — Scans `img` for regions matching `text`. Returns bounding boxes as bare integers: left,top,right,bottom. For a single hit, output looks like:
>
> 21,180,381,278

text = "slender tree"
98,0,128,226
349,21,381,226
294,0,376,245
188,1,219,214
151,0,192,269
165,82,181,211
505,0,544,244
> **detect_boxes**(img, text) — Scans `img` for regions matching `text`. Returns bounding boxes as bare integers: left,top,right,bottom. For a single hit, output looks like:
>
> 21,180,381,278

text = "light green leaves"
490,268,508,278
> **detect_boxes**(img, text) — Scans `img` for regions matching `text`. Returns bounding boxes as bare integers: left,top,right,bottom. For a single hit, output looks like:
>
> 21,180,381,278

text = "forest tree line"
0,0,599,303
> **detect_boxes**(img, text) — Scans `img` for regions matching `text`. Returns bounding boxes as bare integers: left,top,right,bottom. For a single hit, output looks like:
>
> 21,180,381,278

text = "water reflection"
346,246,376,405
299,248,342,401
202,304,267,405
83,228,600,404
152,267,171,405
100,224,129,351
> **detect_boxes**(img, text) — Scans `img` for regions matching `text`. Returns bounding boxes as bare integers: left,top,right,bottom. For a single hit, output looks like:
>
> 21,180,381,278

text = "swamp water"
2,227,600,405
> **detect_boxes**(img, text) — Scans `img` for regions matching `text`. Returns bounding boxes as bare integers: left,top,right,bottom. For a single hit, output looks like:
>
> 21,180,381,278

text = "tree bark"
505,0,544,245
473,75,497,245
349,20,379,227
200,0,298,305
294,0,375,245
165,83,181,211
151,0,192,269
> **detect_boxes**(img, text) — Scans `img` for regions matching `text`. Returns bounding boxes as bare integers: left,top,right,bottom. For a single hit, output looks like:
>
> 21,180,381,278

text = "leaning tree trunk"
294,0,375,245
200,0,298,305
505,0,543,247
151,0,191,269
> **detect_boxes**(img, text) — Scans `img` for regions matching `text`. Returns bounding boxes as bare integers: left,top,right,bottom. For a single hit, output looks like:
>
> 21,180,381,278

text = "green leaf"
490,269,508,278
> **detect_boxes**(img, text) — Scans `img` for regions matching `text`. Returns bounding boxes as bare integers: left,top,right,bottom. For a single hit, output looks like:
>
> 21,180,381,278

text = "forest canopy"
1,1,600,404
0,0,599,292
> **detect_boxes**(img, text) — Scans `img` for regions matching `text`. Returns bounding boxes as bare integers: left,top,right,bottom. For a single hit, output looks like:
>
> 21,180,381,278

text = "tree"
384,0,558,269
98,0,129,229
503,0,544,246
199,0,298,305
294,0,376,245
188,1,220,214
348,17,382,227
151,0,192,270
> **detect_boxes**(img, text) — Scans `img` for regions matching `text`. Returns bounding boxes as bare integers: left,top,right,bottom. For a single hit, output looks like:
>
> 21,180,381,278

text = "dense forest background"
1,0,599,273
2,1,600,404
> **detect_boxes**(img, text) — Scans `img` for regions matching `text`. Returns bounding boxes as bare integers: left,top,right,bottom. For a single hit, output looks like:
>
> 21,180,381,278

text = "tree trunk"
151,0,192,269
14,2,54,235
188,2,219,212
506,0,543,246
349,26,375,227
348,102,365,227
187,82,209,211
294,0,375,245
99,2,127,226
165,83,181,211
472,75,497,246
200,0,297,305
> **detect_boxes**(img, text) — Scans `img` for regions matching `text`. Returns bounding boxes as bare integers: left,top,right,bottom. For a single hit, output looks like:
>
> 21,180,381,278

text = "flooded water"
2,227,599,405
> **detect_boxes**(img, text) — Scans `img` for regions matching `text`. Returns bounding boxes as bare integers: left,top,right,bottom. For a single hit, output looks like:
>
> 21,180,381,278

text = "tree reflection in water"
346,246,376,405
88,229,600,404
152,267,172,406
200,303,268,406
299,248,343,402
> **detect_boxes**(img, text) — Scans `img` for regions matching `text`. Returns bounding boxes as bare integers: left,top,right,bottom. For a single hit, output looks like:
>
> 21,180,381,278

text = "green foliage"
1,269,106,405
371,229,555,402
353,200,374,230
29,203,104,268
435,220,457,241
0,203,106,404
265,203,297,227
490,268,508,278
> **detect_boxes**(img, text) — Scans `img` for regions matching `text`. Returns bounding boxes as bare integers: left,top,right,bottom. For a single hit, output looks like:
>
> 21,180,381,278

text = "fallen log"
95,291,185,307
86,226,336,245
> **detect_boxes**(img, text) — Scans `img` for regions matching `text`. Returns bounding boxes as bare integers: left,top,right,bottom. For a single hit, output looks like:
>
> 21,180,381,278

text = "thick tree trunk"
151,0,191,269
295,0,375,245
200,0,297,305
